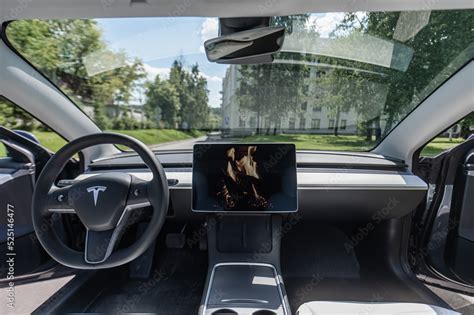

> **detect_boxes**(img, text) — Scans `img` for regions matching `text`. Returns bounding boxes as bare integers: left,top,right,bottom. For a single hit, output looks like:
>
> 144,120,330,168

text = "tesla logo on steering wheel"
86,186,107,206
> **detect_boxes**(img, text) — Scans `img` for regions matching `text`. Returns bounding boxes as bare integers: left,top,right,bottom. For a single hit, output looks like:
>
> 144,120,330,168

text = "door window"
420,112,473,157
0,97,66,156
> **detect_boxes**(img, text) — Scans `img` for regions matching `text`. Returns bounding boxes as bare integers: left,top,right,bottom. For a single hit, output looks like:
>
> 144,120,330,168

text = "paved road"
150,135,208,150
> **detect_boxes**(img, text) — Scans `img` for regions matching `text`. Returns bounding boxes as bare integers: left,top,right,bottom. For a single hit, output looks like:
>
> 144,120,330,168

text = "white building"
221,65,359,136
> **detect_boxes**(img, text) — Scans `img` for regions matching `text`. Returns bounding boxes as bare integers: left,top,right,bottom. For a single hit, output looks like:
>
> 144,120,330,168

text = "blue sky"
96,17,226,107
95,14,349,107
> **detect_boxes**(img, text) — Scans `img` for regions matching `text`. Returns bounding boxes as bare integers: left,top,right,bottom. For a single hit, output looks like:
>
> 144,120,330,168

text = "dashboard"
76,149,428,221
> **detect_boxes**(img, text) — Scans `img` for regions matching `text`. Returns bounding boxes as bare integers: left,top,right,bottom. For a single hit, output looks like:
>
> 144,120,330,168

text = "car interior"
0,0,473,314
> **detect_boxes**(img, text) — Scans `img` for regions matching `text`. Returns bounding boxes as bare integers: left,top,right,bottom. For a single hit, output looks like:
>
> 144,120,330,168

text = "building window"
302,84,309,95
275,119,281,129
328,119,335,129
299,118,306,130
264,118,271,128
239,118,246,128
289,118,295,130
311,119,320,129
301,102,307,111
313,106,322,112
250,117,257,128
340,119,347,130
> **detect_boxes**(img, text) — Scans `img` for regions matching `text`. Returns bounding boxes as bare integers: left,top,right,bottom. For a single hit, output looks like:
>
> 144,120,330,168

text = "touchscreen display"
192,143,297,212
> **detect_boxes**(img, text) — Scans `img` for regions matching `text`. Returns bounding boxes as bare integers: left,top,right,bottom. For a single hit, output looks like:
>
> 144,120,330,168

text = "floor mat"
86,248,208,314
280,223,433,312
281,224,360,280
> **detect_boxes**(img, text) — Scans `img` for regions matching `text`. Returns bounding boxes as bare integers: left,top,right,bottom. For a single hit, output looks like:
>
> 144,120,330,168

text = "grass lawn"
241,134,374,151
242,133,465,157
420,137,465,157
113,129,204,147
0,129,205,156
0,131,67,157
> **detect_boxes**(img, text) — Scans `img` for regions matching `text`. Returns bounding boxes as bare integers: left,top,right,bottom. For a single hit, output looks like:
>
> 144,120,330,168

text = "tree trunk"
256,108,261,135
366,120,372,142
383,112,394,135
334,106,340,137
460,121,470,139
374,116,382,141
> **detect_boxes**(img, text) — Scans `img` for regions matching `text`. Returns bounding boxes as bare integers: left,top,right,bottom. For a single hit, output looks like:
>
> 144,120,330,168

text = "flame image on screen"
217,146,271,210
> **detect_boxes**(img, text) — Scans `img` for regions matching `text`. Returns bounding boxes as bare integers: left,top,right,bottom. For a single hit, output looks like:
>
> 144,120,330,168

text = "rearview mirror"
204,27,285,64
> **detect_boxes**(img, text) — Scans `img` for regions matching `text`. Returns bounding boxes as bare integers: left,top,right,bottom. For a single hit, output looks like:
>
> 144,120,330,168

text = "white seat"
296,301,460,315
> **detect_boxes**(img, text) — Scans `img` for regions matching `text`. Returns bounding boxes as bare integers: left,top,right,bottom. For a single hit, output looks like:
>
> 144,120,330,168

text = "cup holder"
252,311,277,315
211,309,238,315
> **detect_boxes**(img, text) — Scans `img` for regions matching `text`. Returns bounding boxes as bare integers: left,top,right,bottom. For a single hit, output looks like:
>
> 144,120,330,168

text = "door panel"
0,139,51,277
445,149,474,283
413,138,474,293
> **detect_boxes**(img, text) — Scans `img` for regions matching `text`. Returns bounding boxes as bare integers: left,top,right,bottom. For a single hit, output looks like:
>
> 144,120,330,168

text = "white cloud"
306,13,345,38
200,18,219,53
306,12,366,38
201,18,219,42
143,63,171,80
201,73,223,83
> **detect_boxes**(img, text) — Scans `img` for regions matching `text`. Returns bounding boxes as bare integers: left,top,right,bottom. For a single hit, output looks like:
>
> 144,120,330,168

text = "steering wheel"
32,133,169,269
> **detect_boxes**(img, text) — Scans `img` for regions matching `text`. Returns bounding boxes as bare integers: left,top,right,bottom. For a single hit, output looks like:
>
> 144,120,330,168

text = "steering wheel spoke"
126,175,152,210
85,228,117,263
46,186,76,214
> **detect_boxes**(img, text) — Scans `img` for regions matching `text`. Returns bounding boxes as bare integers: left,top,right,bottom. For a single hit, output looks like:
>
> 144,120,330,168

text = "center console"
203,263,287,315
192,144,297,315
200,215,290,315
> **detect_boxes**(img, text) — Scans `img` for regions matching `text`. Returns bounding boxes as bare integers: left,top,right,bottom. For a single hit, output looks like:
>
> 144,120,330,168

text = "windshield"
5,11,474,152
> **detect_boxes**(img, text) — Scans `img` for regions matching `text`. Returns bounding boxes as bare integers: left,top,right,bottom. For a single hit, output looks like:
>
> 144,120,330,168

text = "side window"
420,112,474,157
0,97,66,156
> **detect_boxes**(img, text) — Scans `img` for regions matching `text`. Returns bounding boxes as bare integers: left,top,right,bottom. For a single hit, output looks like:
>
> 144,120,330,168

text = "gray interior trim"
76,170,427,191
48,208,76,214
90,151,406,169
0,173,13,185
1,0,473,22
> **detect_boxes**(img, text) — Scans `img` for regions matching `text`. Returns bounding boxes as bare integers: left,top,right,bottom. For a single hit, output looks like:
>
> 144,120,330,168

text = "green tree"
186,64,210,129
144,58,210,130
335,10,474,138
0,99,16,128
208,107,222,130
168,59,210,129
93,105,110,130
233,16,311,133
145,76,180,128
460,112,474,139
6,20,146,129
